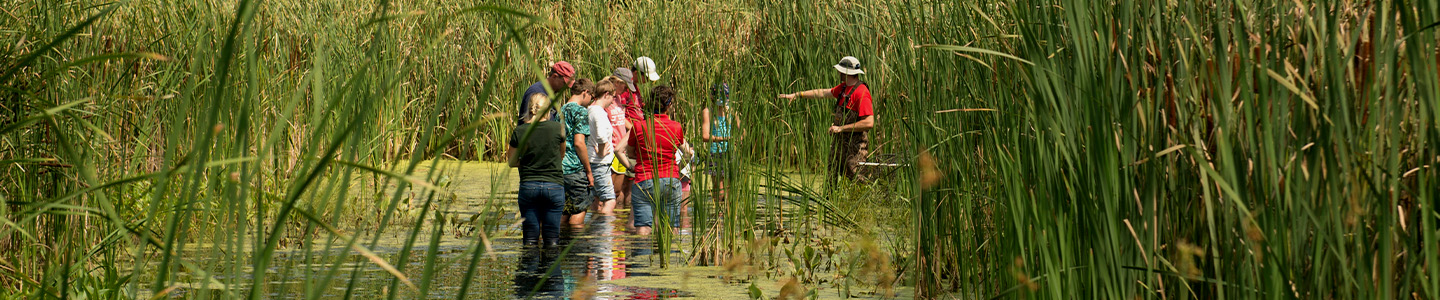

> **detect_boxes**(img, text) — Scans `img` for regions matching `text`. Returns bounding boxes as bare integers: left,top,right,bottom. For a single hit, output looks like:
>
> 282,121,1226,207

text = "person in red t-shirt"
624,85,692,235
778,56,875,182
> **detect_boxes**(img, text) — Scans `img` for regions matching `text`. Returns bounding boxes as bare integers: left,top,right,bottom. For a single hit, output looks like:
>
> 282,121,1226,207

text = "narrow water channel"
141,162,910,299
147,209,699,299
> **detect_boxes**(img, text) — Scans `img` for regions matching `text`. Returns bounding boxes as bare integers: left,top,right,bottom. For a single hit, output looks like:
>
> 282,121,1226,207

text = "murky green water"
141,161,909,299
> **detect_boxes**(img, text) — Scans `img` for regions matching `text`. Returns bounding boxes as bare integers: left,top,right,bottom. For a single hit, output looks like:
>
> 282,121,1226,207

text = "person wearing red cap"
778,56,875,182
518,61,576,124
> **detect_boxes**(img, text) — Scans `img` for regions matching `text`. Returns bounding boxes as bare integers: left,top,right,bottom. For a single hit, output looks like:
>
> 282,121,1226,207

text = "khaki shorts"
562,172,593,215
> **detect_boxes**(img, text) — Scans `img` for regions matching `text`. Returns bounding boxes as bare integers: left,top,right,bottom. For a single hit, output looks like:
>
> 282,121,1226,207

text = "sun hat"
635,57,661,82
612,68,637,92
551,61,576,79
833,56,864,75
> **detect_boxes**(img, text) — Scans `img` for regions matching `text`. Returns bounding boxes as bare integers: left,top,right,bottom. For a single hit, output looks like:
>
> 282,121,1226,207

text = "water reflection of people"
627,236,655,261
513,248,568,298
582,215,625,282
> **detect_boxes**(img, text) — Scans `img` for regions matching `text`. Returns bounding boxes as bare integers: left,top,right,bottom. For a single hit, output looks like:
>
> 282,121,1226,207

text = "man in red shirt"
778,56,875,182
624,85,692,235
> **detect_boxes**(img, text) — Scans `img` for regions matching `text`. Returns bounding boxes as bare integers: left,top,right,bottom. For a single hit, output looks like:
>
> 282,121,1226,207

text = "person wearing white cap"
634,56,661,83
778,56,875,182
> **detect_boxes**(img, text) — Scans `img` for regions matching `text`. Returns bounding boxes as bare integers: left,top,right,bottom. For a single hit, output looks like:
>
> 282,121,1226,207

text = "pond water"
141,161,910,299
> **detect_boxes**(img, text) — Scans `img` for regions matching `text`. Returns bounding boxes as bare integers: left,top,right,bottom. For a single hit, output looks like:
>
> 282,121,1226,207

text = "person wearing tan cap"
518,61,577,125
612,67,646,122
609,67,643,211
778,56,875,182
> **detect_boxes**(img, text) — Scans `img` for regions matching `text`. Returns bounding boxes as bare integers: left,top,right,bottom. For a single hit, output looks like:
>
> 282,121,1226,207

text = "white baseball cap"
635,56,661,82
833,56,864,75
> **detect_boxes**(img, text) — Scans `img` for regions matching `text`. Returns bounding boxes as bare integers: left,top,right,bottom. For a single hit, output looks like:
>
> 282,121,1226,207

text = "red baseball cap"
551,61,576,79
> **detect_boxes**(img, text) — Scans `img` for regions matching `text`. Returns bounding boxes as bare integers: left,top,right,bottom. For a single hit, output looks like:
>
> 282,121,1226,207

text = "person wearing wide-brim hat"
778,56,875,182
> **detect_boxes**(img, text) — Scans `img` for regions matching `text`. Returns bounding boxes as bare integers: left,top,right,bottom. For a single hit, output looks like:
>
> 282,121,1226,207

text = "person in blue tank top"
701,83,739,205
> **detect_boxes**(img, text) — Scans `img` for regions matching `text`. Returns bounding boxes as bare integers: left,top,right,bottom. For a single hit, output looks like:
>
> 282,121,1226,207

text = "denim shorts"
563,172,593,215
705,151,731,178
591,163,616,201
631,177,682,228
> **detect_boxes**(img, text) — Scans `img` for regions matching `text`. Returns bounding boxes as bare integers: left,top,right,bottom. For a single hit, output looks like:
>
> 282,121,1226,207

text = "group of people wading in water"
507,56,875,247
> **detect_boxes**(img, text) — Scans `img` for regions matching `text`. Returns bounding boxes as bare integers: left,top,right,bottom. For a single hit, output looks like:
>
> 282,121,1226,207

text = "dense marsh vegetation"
2,0,1438,299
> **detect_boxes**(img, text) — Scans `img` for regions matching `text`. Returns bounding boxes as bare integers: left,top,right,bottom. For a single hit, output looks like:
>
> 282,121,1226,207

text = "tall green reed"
2,0,550,298
895,0,1440,298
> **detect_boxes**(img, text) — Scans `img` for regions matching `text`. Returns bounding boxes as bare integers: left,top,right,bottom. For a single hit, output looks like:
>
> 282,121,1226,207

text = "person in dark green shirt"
509,94,566,247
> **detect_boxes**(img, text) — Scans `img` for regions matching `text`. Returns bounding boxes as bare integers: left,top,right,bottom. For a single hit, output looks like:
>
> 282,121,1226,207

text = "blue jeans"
518,181,565,242
631,178,682,228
